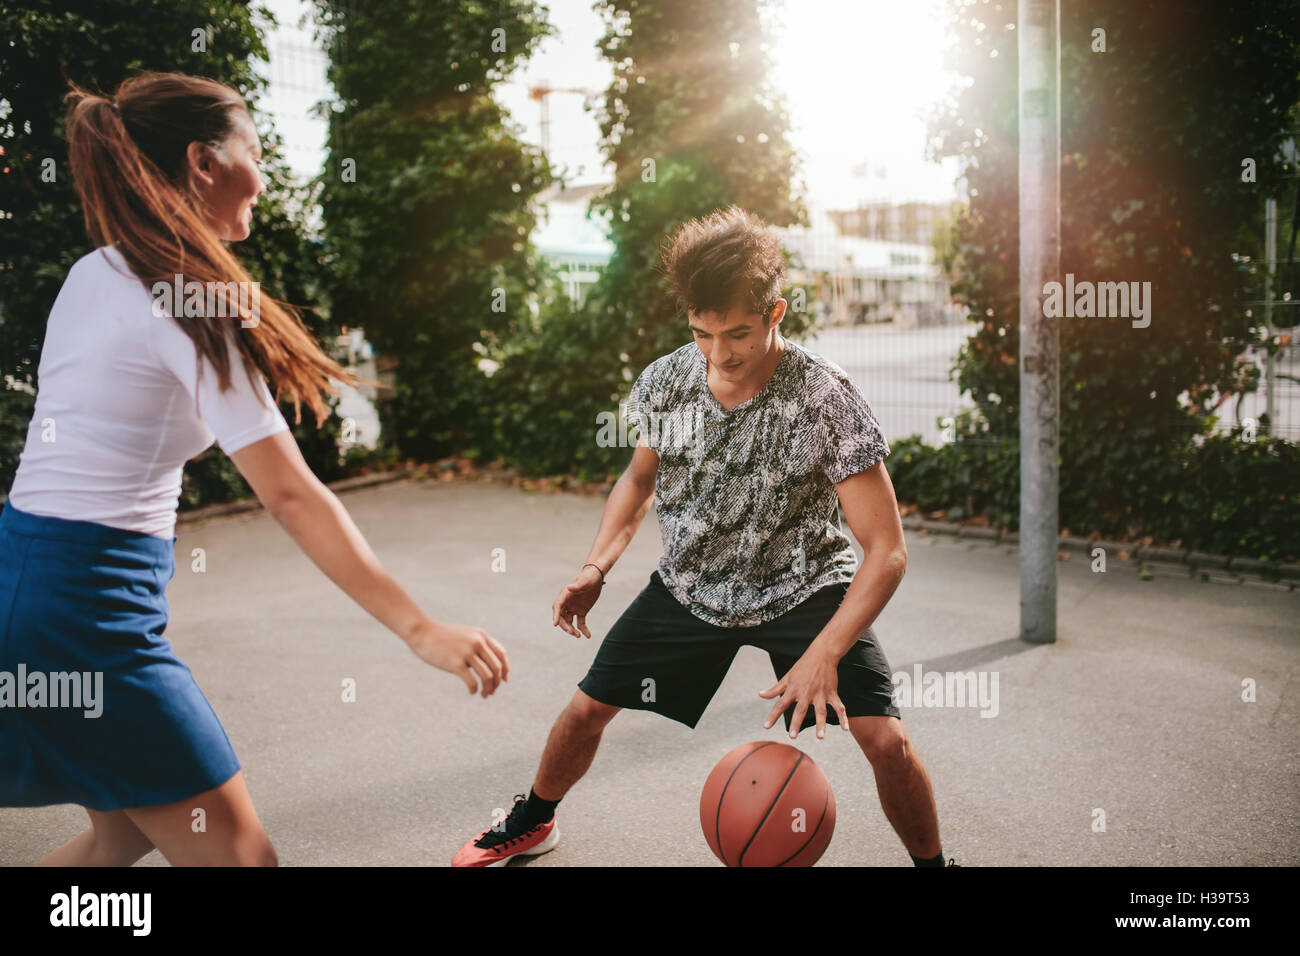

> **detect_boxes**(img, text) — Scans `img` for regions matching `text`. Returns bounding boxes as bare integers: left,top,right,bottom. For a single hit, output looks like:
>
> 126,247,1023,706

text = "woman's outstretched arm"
229,430,508,697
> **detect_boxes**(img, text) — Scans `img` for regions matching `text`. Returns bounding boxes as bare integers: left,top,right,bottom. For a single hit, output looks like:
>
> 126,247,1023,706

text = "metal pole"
1264,197,1277,435
1018,0,1060,644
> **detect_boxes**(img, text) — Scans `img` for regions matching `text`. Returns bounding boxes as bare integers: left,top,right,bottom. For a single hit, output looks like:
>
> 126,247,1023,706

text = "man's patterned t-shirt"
623,337,891,628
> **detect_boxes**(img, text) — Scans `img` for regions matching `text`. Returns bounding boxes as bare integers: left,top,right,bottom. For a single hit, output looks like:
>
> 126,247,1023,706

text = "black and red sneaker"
451,794,560,867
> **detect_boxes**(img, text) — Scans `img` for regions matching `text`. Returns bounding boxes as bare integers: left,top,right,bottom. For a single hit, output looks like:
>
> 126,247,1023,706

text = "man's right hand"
552,565,606,638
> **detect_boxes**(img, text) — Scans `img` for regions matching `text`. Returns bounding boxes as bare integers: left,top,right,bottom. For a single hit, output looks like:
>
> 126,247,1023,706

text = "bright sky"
761,0,963,204
258,0,961,205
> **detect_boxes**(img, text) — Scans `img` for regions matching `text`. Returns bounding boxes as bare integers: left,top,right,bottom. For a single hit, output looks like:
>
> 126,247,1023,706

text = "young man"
452,205,954,867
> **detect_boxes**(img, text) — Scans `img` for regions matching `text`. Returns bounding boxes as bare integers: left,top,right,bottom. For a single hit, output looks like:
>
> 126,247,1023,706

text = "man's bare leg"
848,715,942,859
532,689,622,801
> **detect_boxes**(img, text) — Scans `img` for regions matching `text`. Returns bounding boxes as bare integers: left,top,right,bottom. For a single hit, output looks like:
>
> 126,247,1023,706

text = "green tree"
926,0,1300,538
0,0,346,498
312,0,554,462
487,0,809,478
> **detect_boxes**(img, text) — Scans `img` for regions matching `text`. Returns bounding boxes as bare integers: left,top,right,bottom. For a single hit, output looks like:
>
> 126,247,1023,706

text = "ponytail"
63,72,363,427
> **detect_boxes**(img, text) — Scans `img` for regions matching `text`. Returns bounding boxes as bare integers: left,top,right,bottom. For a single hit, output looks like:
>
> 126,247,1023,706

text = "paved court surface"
2,476,1296,865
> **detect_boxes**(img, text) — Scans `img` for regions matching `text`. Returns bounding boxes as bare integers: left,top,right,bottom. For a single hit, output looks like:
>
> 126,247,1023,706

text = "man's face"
689,299,787,384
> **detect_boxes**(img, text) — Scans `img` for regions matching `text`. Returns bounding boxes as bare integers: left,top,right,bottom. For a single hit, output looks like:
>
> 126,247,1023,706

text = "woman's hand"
405,620,509,697
552,565,605,638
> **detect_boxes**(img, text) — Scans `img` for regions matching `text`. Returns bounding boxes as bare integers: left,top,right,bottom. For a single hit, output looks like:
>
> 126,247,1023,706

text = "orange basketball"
699,740,836,866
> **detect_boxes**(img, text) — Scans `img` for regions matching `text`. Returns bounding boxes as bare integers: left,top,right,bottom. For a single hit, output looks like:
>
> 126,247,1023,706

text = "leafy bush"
0,387,36,495
907,0,1300,564
889,426,1299,562
1152,431,1300,562
888,417,1019,531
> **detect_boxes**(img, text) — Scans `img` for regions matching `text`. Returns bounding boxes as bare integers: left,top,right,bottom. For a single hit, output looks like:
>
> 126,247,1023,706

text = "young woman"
0,71,508,866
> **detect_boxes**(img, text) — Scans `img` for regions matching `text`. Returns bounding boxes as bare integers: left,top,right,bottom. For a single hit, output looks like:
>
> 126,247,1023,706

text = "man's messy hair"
661,205,787,323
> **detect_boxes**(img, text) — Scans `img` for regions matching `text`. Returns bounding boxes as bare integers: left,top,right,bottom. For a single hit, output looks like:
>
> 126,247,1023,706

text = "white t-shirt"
7,244,289,539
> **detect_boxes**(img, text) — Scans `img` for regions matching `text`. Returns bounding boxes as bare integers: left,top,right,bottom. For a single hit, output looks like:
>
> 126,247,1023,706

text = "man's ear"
768,298,788,325
185,140,218,189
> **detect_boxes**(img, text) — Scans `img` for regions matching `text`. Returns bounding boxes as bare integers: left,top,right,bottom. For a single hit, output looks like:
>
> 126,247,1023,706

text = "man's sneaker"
451,794,560,867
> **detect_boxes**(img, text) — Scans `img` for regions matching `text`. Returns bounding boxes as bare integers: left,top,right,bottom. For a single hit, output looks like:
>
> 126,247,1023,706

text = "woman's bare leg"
118,771,277,866
37,807,156,866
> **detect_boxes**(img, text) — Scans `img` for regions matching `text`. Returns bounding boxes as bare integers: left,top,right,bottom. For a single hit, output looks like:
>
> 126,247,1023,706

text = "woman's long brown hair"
63,71,357,428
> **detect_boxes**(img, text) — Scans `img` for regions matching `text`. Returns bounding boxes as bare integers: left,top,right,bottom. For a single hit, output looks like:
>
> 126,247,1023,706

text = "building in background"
532,187,961,328
780,204,962,329
531,182,613,309
828,199,952,247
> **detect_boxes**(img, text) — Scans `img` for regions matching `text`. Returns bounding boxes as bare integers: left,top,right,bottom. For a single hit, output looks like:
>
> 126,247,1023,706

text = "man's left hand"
758,648,850,740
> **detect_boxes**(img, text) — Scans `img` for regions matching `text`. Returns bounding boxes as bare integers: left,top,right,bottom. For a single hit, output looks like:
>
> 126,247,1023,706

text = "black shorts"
577,570,901,732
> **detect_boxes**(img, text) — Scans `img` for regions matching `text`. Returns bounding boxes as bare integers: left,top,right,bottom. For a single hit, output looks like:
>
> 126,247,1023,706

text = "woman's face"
186,110,265,242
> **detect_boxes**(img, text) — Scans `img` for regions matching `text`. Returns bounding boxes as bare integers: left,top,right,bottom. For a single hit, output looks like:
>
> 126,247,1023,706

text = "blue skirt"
0,500,241,811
